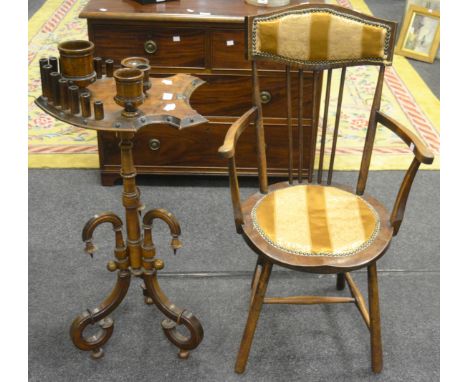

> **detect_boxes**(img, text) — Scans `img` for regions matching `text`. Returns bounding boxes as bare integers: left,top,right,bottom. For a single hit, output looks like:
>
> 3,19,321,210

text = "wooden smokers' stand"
35,57,205,360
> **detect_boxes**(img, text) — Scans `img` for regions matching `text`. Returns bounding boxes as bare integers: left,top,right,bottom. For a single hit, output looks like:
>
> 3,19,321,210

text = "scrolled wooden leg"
142,273,204,358
336,273,345,290
142,208,182,255
70,270,131,359
368,262,383,373
81,212,125,259
235,259,272,374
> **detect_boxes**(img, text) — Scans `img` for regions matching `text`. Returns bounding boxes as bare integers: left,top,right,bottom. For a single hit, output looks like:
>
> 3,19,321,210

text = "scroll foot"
91,347,104,359
178,349,190,359
143,274,204,356
70,270,130,356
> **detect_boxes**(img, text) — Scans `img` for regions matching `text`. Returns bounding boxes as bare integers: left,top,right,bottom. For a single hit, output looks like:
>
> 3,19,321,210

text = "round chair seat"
251,184,380,257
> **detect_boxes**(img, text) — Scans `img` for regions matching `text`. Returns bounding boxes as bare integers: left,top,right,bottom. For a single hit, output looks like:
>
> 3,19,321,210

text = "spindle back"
246,4,397,193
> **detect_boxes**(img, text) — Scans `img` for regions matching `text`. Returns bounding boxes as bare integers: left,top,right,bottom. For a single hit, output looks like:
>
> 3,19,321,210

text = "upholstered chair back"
247,5,396,68
244,4,397,193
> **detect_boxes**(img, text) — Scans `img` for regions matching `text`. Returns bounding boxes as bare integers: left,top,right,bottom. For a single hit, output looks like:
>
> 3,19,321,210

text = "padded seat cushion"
252,185,380,257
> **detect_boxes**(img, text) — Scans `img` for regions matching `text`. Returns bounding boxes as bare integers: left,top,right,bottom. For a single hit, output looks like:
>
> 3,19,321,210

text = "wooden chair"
218,4,434,374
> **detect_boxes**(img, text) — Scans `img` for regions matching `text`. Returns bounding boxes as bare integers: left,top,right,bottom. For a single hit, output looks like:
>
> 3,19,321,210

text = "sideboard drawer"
92,24,206,69
100,123,228,168
212,30,249,70
211,30,283,71
190,74,314,117
98,121,307,171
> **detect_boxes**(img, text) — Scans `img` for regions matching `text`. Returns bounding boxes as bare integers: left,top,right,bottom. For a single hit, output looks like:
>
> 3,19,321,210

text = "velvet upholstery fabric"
254,9,389,64
252,185,380,257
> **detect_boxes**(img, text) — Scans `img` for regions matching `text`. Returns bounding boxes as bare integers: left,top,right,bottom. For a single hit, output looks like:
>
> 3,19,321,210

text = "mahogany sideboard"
80,0,322,185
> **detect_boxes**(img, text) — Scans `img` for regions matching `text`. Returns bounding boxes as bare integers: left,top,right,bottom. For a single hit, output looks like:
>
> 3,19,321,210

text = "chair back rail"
308,70,321,183
317,69,333,184
357,65,386,194
297,69,304,182
252,61,268,194
286,66,293,184
327,67,346,185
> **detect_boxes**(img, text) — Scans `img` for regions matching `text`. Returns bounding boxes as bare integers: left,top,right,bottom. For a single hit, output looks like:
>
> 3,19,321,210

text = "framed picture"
405,0,440,13
396,5,440,63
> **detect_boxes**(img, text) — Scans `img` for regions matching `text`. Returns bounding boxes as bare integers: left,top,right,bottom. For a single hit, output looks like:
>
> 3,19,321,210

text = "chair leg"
235,259,272,374
367,262,383,373
336,273,345,290
250,259,261,289
250,259,261,305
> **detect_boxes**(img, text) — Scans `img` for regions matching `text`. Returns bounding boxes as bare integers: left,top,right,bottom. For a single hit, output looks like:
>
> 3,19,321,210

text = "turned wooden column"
119,132,142,271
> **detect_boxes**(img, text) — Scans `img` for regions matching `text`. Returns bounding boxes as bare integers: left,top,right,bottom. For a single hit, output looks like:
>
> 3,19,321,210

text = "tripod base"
69,133,203,360
70,267,204,359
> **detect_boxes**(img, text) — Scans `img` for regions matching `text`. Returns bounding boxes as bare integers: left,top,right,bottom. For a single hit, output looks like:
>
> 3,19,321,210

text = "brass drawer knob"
148,138,160,151
144,40,158,54
260,91,272,104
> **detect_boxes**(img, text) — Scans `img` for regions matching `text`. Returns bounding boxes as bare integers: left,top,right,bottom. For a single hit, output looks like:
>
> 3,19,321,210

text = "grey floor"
29,0,439,381
29,170,439,381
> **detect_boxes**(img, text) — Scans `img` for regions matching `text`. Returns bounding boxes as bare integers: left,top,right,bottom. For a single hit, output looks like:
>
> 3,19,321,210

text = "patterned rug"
28,0,440,170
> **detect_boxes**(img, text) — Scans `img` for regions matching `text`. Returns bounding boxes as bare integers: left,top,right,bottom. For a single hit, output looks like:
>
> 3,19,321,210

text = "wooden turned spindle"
50,72,61,105
41,64,53,99
80,93,91,118
39,58,49,98
94,100,104,120
58,78,69,110
94,57,103,79
49,57,59,73
105,59,114,78
68,85,80,115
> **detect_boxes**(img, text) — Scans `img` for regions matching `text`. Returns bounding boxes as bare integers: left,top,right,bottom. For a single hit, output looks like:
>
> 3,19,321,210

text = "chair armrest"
218,107,258,159
376,111,436,235
218,107,258,233
376,111,434,164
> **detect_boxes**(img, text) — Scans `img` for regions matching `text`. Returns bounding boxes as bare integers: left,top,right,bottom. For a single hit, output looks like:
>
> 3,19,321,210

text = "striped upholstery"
251,8,392,66
252,185,380,257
